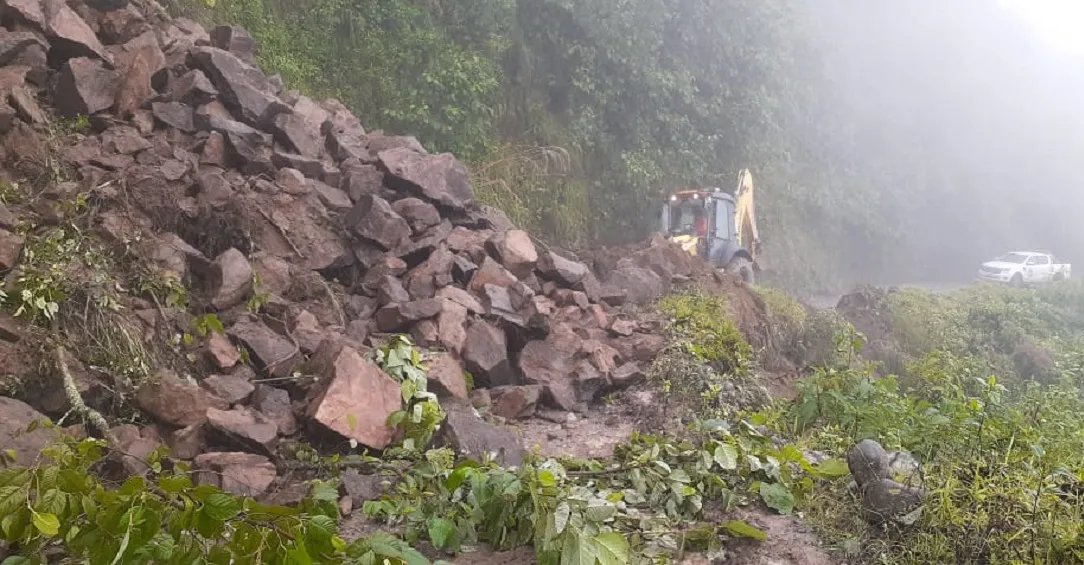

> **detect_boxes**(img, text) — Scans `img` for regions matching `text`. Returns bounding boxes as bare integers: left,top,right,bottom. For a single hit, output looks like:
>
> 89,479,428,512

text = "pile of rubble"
0,0,746,497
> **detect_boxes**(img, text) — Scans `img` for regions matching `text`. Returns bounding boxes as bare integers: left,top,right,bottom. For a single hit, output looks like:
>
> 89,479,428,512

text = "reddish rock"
462,320,515,387
200,131,227,166
437,286,484,314
471,388,491,410
288,309,325,355
583,339,621,376
188,47,278,126
111,424,162,477
136,371,228,427
487,230,537,279
613,332,667,363
193,452,277,497
605,265,664,305
113,31,165,117
440,400,524,466
210,25,257,63
427,352,468,400
610,319,636,336
206,332,240,370
306,345,401,449
436,299,468,354
340,164,383,202
405,247,454,299
209,248,253,310
489,385,543,420
311,180,353,212
54,57,117,117
228,318,300,378
347,194,411,251
612,362,646,388
166,69,217,106
276,167,307,194
201,374,255,405
0,397,58,468
375,298,442,332
4,0,46,30
45,0,111,62
205,406,279,455
391,197,440,233
376,275,410,306
0,228,23,270
537,250,589,287
167,424,202,460
470,256,517,292
253,384,296,436
151,101,195,132
378,148,473,210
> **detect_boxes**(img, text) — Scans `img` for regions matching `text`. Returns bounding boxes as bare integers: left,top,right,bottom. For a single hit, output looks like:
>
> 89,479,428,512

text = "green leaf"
445,461,479,492
553,501,571,535
584,504,615,523
759,483,796,515
723,520,768,541
426,517,456,549
201,493,242,521
347,412,358,431
593,532,629,565
538,470,557,487
31,510,60,536
2,558,32,565
713,444,739,470
814,458,850,478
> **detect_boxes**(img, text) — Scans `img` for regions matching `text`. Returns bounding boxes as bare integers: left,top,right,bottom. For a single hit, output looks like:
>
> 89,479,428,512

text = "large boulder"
54,57,117,117
136,371,228,427
0,397,58,467
228,319,301,378
210,25,258,64
440,400,525,466
45,0,112,63
487,230,537,279
306,344,402,449
347,194,411,251
112,31,166,117
426,352,469,400
208,247,253,310
193,452,277,497
378,148,473,210
461,320,516,387
605,264,665,305
205,406,279,455
188,46,280,126
537,250,589,287
847,439,889,487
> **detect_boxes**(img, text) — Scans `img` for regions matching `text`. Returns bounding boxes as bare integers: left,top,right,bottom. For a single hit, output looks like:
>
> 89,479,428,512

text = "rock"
3,0,46,29
209,248,254,310
605,265,665,305
610,319,636,337
166,424,202,460
193,452,277,497
427,352,468,400
54,57,117,117
391,197,440,233
611,362,646,387
888,450,921,482
310,180,352,212
575,271,602,303
210,25,257,63
200,131,227,166
86,0,129,11
136,371,228,427
378,148,473,210
490,385,543,420
436,286,484,314
518,338,577,410
440,401,525,466
613,332,666,363
0,228,22,270
376,275,410,306
306,344,401,449
462,320,515,387
276,167,307,194
97,6,148,45
847,439,890,488
45,0,111,63
111,424,161,477
471,388,491,410
347,194,411,251
188,47,278,126
405,247,455,299
341,469,393,506
470,256,517,292
289,310,326,355
375,298,442,332
436,298,468,354
228,318,300,378
205,406,279,455
483,284,522,326
537,250,589,287
253,384,296,436
151,101,195,132
224,129,273,175
101,125,152,154
166,69,217,106
113,31,165,117
0,397,58,467
367,133,425,155
340,164,383,202
862,478,924,524
201,374,255,405
488,230,537,279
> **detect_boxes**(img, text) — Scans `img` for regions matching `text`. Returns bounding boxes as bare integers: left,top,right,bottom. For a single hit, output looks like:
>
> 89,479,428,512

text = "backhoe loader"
658,169,762,284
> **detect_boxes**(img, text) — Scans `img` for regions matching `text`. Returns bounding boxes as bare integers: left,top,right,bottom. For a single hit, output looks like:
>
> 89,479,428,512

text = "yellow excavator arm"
733,169,761,263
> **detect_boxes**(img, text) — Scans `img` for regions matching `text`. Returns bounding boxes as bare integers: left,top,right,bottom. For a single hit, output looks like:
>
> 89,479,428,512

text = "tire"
1010,273,1024,288
727,256,755,285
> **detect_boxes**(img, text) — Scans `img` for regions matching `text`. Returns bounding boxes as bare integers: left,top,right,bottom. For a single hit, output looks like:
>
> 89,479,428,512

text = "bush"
657,293,752,376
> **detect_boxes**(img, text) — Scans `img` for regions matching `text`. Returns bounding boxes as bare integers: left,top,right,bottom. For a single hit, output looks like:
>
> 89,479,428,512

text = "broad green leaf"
538,470,556,487
713,444,738,470
2,557,32,565
201,493,242,521
553,502,571,535
31,510,60,536
723,520,768,541
445,462,479,492
759,483,795,515
814,458,850,478
584,505,615,523
594,532,630,565
426,517,456,548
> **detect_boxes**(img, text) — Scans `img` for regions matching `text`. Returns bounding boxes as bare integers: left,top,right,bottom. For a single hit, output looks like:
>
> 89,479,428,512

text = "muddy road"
804,281,971,310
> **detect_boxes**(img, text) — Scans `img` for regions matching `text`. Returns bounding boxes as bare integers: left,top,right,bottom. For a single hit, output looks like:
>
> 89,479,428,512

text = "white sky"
1001,0,1084,56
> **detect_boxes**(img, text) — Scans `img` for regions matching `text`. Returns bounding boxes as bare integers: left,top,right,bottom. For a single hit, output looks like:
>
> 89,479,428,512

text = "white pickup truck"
977,251,1071,287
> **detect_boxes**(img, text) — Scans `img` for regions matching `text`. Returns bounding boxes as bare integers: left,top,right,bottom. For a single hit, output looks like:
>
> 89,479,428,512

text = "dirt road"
805,281,971,310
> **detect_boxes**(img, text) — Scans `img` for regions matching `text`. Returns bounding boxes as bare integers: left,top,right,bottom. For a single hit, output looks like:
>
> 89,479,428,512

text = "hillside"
3,2,1084,565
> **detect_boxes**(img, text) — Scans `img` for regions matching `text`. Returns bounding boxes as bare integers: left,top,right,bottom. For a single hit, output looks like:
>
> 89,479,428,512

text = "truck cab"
659,184,758,283
977,251,1072,287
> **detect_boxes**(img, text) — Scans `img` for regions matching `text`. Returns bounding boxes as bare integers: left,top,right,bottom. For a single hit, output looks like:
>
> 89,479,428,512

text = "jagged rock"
228,318,300,378
436,298,468,354
392,197,440,233
253,384,296,435
97,6,147,45
611,362,646,387
276,167,307,194
166,69,217,106
310,180,352,212
613,332,666,363
201,374,255,405
583,339,620,376
862,478,925,525
490,385,543,420
375,298,441,332
347,194,411,251
193,452,277,497
610,319,636,337
341,469,393,506
210,25,257,63
0,397,58,468
376,275,410,306
405,247,454,299
111,424,161,477
205,332,240,370
378,147,472,210
288,309,326,355
224,129,273,175
436,286,484,314
166,424,202,460
306,344,401,449
196,168,232,208
209,248,253,310
136,371,228,427
101,125,151,154
483,284,522,326
462,319,515,387
271,96,327,157
200,131,227,166
45,0,111,63
470,256,517,292
0,228,22,270
3,0,46,30
341,164,384,202
452,255,478,285
487,230,537,279
440,400,524,466
188,46,278,126
538,250,588,287
151,101,195,132
426,352,468,400
848,439,890,487
518,338,578,410
205,406,279,455
55,57,117,117
605,265,664,305
113,30,165,117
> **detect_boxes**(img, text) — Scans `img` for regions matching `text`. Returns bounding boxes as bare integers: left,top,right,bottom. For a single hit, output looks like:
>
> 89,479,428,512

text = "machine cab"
659,189,736,258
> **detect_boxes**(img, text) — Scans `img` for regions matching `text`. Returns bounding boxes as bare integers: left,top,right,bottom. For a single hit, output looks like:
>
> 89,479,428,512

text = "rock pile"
0,0,724,496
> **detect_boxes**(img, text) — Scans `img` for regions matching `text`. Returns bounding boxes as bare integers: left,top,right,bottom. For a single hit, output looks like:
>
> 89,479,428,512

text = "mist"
802,0,1084,284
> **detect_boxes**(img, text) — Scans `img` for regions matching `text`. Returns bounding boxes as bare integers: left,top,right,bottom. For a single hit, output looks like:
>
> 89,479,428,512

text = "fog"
804,0,1084,283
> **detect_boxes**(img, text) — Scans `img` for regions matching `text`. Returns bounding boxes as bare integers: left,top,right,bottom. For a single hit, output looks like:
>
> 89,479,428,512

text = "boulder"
436,298,468,354
462,320,515,387
228,318,300,378
378,148,473,210
436,286,484,315
200,374,255,405
310,180,352,213
205,406,279,455
537,250,589,287
306,344,402,449
487,230,537,279
151,101,195,132
848,439,890,487
209,248,253,310
253,384,296,436
193,452,277,497
469,256,517,292
188,47,279,126
3,0,46,29
341,164,384,202
376,275,410,306
166,69,217,106
404,247,454,299
166,424,202,460
54,57,117,117
426,352,469,400
391,197,440,233
45,0,111,62
375,298,442,332
110,424,161,477
136,371,228,427
347,194,411,251
611,362,646,388
0,397,58,467
113,31,165,117
440,400,524,466
489,385,543,420
605,265,665,305
209,25,257,63
518,339,577,410
0,228,22,270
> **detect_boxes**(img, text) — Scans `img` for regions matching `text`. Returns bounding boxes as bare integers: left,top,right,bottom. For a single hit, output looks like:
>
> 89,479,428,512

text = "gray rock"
888,450,921,482
847,439,889,487
862,478,924,524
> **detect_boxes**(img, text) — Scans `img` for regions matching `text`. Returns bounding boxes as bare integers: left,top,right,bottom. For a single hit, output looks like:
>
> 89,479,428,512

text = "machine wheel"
727,257,755,285
1010,273,1024,288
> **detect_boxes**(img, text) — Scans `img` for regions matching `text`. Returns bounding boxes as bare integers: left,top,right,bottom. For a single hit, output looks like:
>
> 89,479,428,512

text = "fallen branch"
54,344,116,445
319,277,347,327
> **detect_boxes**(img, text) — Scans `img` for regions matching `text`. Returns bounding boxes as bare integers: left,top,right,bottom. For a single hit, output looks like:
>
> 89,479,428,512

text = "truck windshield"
995,253,1029,264
668,200,705,235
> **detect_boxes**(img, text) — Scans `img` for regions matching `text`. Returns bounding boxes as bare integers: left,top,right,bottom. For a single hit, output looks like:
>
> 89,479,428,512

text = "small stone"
201,374,255,405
